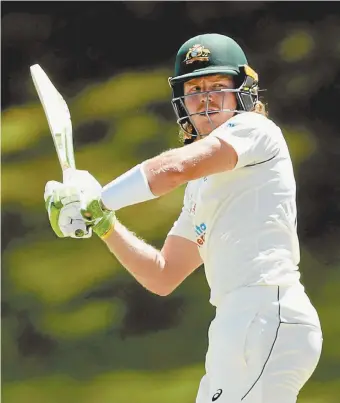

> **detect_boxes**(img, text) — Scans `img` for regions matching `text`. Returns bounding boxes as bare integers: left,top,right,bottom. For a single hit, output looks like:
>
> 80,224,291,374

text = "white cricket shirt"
168,112,301,306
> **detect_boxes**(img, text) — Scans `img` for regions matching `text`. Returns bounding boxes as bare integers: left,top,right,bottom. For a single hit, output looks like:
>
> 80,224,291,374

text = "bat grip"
62,167,76,184
62,167,87,237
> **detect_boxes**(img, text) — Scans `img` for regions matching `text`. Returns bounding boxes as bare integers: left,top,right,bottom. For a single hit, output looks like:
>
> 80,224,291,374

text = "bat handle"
62,167,76,184
62,167,87,238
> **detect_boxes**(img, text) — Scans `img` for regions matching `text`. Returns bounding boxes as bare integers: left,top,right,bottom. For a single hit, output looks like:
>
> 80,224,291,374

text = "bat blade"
30,64,75,171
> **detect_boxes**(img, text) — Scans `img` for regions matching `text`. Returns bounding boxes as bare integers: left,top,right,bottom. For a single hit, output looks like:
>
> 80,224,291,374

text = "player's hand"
44,170,116,239
44,180,91,238
63,169,116,239
81,198,116,239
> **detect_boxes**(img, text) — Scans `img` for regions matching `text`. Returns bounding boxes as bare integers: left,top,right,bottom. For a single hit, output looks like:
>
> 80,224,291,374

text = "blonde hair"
252,100,268,117
178,121,194,144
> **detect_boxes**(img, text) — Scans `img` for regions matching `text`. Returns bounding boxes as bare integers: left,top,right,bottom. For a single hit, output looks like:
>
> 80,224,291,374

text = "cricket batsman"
44,34,323,402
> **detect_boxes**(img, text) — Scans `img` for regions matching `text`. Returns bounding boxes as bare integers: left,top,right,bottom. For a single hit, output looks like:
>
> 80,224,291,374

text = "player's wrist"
81,198,116,239
93,210,116,239
101,163,158,211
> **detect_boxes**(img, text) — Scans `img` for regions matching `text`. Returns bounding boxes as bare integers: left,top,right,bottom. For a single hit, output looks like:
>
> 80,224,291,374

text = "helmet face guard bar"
169,65,260,142
171,87,258,140
171,88,241,137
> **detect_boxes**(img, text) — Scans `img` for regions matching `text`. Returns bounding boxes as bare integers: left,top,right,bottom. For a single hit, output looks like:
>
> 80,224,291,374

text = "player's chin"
196,124,214,137
195,115,228,136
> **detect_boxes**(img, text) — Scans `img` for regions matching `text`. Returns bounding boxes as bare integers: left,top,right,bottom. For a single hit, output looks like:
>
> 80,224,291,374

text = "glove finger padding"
81,199,103,223
64,169,103,215
58,202,91,238
53,185,82,207
81,199,116,239
47,195,65,238
44,181,63,205
47,196,89,238
64,169,102,195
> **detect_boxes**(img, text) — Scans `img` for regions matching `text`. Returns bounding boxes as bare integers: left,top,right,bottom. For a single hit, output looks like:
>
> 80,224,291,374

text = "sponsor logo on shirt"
195,222,207,246
212,389,223,401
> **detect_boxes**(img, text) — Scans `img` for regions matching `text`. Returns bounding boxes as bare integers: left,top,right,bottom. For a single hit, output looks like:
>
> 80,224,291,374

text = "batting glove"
64,169,116,239
44,181,91,238
44,169,116,239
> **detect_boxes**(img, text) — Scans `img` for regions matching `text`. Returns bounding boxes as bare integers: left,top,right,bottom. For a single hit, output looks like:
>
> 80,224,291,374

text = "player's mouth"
196,109,220,116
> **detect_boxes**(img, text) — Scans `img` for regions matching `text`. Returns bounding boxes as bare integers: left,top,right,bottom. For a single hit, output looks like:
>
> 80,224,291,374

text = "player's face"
183,74,237,137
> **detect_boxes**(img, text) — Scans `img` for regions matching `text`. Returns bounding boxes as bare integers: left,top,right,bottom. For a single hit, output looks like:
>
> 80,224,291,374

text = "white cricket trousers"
196,283,323,403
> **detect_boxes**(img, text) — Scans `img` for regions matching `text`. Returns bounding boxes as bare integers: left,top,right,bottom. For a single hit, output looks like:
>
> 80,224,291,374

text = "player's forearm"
100,135,232,211
102,220,170,295
142,140,215,195
144,136,234,195
143,149,187,196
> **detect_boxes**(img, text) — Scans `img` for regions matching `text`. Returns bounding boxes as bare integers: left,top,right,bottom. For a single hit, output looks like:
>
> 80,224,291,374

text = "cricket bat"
30,64,85,236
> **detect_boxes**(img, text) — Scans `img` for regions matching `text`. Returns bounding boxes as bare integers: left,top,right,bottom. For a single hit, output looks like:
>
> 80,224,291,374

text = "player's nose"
199,91,212,103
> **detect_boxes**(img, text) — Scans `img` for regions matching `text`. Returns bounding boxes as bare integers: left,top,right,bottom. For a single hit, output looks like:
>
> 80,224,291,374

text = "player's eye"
213,83,227,90
189,85,201,93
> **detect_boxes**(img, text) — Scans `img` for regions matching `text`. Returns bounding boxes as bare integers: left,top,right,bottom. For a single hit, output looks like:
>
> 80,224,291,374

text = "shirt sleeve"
211,113,280,169
167,206,197,243
167,192,196,243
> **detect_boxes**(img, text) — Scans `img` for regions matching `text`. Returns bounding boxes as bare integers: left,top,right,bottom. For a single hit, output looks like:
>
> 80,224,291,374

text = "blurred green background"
2,2,340,402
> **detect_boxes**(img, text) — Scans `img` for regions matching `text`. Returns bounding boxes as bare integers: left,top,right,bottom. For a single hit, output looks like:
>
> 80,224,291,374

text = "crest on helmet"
184,44,211,64
244,65,258,82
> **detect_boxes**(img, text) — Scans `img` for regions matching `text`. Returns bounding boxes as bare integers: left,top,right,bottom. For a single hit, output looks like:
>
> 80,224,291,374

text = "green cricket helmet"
168,33,260,143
